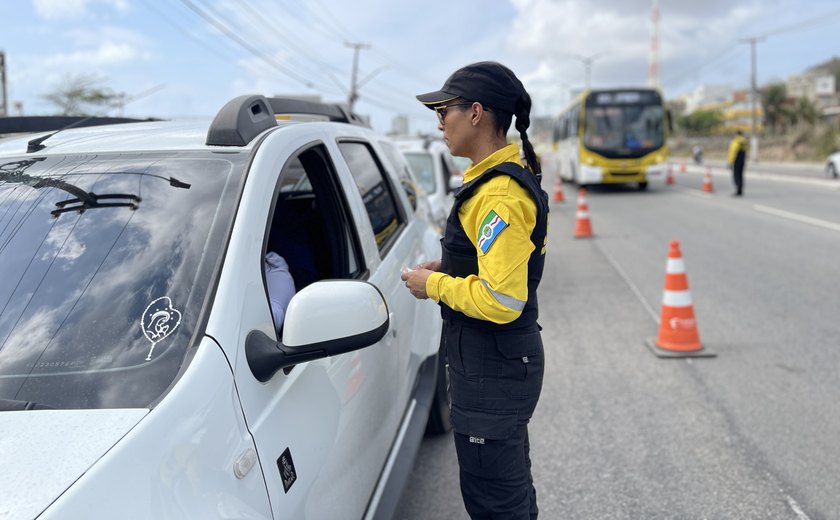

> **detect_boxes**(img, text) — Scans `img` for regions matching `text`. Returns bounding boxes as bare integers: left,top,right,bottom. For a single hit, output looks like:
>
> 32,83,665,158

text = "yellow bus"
549,88,671,191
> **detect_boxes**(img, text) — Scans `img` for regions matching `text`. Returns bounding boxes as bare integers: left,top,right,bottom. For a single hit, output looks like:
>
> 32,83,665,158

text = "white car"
0,96,448,519
393,137,463,231
826,151,840,178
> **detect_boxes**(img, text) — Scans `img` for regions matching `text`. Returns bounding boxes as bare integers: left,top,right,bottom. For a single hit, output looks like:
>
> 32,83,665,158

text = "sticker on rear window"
141,296,182,361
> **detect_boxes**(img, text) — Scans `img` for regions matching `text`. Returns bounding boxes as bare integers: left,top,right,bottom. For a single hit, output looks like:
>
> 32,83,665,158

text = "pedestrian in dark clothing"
728,130,749,196
401,61,549,520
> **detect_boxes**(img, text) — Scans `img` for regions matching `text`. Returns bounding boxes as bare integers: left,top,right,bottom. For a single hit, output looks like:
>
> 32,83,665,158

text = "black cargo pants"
444,321,544,520
733,153,745,195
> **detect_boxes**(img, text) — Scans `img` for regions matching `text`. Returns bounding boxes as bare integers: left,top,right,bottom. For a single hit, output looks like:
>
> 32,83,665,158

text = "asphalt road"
395,167,840,519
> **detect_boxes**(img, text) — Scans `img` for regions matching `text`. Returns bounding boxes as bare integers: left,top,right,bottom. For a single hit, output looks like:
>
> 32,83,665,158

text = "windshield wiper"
1,164,191,218
0,398,55,411
31,178,142,217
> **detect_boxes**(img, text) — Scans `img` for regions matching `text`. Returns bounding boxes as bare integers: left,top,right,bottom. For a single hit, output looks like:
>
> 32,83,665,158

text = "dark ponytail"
514,91,541,176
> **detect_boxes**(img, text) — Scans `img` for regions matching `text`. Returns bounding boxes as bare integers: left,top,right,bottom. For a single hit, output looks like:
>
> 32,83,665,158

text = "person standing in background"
728,130,749,196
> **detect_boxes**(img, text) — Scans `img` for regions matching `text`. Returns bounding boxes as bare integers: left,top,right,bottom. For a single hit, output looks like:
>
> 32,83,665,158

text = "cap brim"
416,90,459,109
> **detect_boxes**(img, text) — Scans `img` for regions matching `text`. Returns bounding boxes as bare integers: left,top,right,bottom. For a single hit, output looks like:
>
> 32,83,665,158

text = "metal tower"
648,0,660,88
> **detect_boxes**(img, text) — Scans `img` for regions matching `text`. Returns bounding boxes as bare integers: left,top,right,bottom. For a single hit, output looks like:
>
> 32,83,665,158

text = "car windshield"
0,151,244,410
403,152,436,194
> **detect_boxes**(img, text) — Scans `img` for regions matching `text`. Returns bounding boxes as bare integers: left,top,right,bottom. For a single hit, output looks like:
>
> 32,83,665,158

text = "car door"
375,139,443,406
205,129,400,519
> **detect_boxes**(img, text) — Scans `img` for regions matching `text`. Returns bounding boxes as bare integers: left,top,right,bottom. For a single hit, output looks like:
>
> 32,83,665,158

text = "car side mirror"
246,280,389,382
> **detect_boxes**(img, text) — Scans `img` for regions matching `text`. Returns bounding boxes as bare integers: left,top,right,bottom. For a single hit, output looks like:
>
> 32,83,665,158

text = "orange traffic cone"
574,189,593,238
666,164,675,185
679,162,686,173
645,240,714,358
553,174,565,202
702,167,714,193
577,187,587,204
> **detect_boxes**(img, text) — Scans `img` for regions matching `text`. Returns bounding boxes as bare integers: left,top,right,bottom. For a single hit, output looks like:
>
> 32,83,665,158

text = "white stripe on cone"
663,290,693,307
666,258,686,273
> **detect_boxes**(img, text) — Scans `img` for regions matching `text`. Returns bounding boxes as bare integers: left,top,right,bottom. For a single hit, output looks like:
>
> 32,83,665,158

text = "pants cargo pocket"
494,331,544,400
451,405,518,475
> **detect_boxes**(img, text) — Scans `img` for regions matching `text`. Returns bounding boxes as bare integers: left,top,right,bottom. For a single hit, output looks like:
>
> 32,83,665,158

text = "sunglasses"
434,103,474,124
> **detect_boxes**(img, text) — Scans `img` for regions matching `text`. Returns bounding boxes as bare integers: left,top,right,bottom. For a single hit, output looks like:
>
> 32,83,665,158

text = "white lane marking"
596,242,660,324
679,165,840,189
753,204,840,233
785,494,811,520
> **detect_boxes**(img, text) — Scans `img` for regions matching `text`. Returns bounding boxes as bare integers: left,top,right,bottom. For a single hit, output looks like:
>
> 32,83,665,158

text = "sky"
1,0,839,135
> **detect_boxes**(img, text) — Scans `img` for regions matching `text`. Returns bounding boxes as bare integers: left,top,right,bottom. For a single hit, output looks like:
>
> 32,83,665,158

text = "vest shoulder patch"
477,210,508,254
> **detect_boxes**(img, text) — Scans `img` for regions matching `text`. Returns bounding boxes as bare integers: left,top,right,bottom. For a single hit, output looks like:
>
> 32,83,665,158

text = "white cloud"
33,0,88,20
42,42,149,69
33,0,130,20
501,0,774,113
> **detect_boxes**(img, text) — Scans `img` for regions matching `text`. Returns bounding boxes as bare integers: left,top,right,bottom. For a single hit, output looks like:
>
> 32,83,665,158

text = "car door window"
338,141,405,255
378,140,418,212
265,144,364,310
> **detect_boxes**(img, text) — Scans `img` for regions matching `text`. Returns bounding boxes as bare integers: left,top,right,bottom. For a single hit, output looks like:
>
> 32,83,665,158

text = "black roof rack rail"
267,97,369,127
206,95,277,147
206,95,369,147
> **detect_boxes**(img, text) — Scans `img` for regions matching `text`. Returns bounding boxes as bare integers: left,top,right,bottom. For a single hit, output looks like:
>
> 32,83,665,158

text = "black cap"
416,61,523,113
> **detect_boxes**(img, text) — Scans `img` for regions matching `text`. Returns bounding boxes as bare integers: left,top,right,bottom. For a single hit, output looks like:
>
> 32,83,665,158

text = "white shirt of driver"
264,252,296,335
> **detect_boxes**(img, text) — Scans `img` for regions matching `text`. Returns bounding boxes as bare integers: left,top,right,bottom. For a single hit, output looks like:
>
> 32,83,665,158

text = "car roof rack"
267,97,368,127
206,95,369,147
206,95,277,147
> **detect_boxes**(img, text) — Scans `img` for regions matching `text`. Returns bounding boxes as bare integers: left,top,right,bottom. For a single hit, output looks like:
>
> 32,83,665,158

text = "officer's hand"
401,268,433,300
415,259,441,272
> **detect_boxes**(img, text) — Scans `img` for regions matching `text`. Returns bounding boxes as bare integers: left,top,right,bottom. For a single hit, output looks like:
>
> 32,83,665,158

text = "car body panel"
0,408,147,519
826,151,840,177
39,337,272,520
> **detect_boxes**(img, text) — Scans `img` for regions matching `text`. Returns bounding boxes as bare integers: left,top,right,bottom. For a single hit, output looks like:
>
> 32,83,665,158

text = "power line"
177,0,337,94
759,6,840,38
661,46,742,88
139,0,242,63
233,0,348,83
662,6,840,90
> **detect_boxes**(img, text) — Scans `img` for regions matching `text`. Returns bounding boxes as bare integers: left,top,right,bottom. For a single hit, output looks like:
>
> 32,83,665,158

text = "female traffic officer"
401,61,549,520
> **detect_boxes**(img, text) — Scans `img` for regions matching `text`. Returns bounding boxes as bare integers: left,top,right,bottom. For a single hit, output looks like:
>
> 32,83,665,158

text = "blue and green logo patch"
477,210,508,254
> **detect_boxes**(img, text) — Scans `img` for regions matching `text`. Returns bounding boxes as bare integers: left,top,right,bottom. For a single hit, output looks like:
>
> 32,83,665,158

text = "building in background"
390,114,409,136
683,84,733,114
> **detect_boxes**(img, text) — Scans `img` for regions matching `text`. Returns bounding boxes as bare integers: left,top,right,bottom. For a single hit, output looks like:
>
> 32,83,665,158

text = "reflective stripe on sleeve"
480,280,526,311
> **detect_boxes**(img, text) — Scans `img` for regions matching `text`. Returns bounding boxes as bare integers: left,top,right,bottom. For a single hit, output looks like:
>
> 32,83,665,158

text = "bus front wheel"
638,181,648,191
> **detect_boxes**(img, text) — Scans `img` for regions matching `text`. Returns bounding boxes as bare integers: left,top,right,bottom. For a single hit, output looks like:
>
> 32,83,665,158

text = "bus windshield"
583,92,664,154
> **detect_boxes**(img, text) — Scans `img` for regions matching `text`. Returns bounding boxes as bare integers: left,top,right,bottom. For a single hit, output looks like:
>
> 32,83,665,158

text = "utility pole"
0,51,8,117
567,53,604,90
739,36,764,162
345,41,370,112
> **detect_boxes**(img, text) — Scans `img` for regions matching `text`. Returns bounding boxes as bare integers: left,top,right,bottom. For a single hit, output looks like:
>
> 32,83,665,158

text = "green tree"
42,74,123,116
677,109,724,136
791,97,820,127
761,83,788,134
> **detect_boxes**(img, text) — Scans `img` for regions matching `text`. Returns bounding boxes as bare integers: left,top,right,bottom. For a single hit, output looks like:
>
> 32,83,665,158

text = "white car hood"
0,408,148,520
